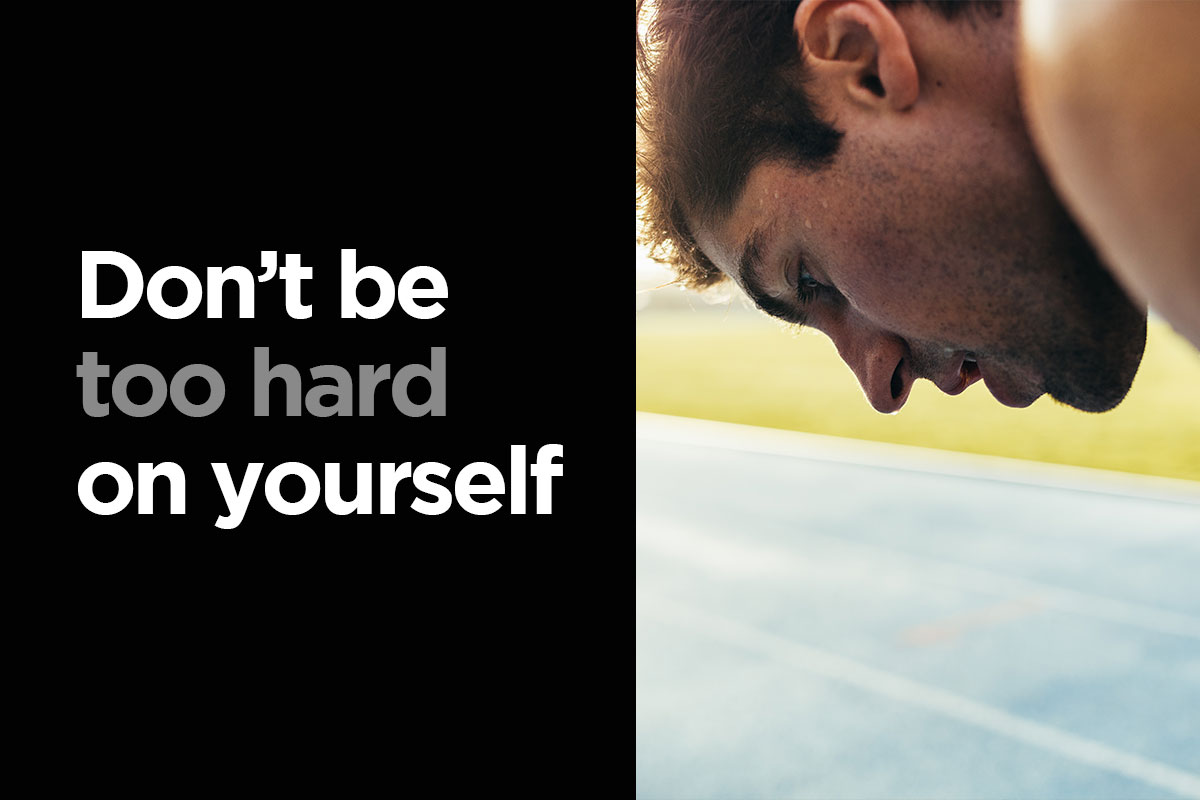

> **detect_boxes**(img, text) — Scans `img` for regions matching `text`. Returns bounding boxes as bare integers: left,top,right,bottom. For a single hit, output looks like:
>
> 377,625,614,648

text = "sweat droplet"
773,192,779,199
804,219,813,229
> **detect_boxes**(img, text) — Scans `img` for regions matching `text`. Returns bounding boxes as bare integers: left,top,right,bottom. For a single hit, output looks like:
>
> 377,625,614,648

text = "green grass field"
636,308,1200,482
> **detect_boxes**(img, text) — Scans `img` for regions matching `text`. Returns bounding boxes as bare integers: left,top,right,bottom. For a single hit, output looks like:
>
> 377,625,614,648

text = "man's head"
636,0,1146,413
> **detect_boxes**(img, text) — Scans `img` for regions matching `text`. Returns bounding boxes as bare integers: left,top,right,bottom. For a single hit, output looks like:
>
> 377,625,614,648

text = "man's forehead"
694,163,805,287
691,222,743,285
691,171,764,277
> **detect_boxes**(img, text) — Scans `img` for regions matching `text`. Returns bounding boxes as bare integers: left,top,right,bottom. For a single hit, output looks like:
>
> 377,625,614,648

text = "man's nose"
828,317,913,414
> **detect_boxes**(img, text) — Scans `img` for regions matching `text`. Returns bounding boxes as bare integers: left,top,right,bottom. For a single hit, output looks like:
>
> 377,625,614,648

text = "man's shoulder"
1018,0,1200,350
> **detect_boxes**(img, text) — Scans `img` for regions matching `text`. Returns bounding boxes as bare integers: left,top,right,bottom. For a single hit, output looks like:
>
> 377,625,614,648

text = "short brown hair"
635,0,1002,290
636,0,840,290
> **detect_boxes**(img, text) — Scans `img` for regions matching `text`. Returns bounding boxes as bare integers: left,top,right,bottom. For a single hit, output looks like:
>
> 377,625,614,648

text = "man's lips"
936,353,983,396
977,360,1039,408
931,353,1042,408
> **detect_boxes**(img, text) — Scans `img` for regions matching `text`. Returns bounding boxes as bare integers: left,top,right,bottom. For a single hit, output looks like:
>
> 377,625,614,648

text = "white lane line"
636,412,1200,504
637,515,1200,640
638,591,1200,799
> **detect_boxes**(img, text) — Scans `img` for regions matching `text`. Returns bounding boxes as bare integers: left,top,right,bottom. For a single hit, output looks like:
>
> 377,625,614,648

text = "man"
636,0,1197,414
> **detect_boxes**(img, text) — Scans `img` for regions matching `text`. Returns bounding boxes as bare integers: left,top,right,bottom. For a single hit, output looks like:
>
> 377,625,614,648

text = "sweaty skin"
1019,0,1200,351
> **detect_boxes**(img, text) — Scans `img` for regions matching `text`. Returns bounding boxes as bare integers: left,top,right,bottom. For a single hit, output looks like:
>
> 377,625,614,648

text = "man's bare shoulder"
1019,0,1200,350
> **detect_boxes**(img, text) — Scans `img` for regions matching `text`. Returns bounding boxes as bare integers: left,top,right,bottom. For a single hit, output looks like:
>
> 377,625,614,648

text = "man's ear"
794,0,918,111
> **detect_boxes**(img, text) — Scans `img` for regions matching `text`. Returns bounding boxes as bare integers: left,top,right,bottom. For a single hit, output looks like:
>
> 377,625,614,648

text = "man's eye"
796,271,825,303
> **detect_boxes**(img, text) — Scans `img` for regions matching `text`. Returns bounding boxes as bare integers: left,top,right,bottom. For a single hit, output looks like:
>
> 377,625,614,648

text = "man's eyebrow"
738,227,808,326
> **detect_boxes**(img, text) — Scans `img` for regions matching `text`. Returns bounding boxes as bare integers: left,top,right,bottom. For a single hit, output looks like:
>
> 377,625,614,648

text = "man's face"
692,117,1147,414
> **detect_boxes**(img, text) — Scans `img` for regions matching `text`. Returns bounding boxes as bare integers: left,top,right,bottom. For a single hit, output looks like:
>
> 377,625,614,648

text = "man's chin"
1049,386,1130,414
1045,317,1148,413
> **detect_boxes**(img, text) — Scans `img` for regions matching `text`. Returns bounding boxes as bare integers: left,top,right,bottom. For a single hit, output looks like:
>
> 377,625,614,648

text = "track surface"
636,413,1200,799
